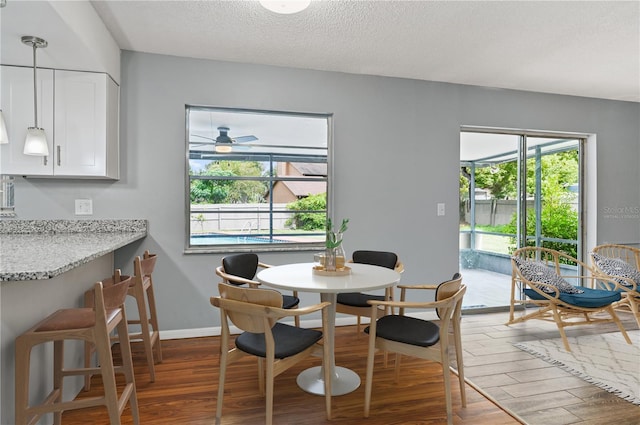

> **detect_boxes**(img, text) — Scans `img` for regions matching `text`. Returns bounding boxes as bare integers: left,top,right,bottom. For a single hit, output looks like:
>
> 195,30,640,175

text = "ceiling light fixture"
259,0,310,14
22,35,49,157
214,143,233,153
0,110,9,144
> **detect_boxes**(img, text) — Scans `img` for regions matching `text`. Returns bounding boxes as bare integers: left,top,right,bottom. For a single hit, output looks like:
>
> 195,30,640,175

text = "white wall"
12,51,640,331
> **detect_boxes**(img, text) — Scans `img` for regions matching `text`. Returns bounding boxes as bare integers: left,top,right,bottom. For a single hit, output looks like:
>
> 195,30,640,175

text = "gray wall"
13,51,640,332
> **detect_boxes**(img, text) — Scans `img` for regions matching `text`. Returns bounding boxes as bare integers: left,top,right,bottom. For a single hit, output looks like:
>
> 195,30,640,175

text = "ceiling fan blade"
233,135,258,143
193,134,216,141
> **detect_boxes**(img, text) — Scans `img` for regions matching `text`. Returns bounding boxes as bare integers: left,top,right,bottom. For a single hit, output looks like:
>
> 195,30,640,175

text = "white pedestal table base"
296,366,360,396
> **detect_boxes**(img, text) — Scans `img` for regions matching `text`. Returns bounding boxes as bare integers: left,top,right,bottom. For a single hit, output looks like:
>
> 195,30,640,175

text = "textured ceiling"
90,0,640,102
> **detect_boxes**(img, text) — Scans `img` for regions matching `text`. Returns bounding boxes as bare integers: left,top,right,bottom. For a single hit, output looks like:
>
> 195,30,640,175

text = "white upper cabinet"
0,66,119,179
54,70,119,178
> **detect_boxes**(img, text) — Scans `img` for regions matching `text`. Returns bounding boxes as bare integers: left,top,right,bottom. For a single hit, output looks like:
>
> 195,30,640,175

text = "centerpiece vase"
325,247,337,271
325,233,345,272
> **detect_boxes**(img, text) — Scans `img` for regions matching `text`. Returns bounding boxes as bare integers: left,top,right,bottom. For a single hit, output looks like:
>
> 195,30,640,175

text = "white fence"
190,203,294,234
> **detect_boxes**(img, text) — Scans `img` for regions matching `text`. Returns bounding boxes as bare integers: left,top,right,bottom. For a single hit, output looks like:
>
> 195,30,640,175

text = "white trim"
158,311,440,340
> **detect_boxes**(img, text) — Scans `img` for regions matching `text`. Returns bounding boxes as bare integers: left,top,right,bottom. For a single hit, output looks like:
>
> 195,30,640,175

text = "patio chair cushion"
513,257,584,294
591,252,640,288
524,286,621,308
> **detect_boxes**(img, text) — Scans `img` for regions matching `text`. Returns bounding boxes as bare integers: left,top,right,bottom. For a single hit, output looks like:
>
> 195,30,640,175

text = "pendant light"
0,110,8,144
22,35,49,156
259,0,310,14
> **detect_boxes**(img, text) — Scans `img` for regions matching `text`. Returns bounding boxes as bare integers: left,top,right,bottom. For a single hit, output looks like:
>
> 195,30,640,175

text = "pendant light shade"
21,35,49,156
0,110,9,144
259,0,310,14
24,127,49,156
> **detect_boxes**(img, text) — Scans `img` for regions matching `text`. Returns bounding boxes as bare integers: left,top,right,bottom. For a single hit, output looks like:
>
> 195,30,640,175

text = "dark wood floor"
62,325,519,424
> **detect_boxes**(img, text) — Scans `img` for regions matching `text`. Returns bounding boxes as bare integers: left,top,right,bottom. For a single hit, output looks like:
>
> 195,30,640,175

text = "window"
186,106,331,252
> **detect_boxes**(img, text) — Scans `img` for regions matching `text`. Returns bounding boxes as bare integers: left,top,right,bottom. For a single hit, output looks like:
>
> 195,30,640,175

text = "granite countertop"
0,220,147,281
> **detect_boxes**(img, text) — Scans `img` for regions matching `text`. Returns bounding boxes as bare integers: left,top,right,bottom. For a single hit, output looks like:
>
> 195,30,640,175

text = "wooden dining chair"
363,274,466,425
216,253,300,326
336,250,404,333
210,283,332,425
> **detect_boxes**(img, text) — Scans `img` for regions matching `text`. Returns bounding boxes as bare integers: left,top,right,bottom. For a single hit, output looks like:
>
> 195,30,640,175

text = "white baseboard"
158,311,439,341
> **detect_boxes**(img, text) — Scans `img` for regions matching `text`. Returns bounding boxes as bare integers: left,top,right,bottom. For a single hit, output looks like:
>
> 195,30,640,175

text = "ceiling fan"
192,126,258,152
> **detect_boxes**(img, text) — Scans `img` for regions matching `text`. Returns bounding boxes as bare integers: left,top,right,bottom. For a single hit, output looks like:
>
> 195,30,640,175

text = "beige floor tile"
501,376,592,398
463,350,538,367
518,406,582,425
458,310,640,424
497,390,583,414
483,387,517,401
466,358,549,378
467,373,520,388
507,366,573,383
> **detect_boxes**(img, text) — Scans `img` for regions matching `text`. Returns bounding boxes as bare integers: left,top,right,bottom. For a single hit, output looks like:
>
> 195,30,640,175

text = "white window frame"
185,106,332,253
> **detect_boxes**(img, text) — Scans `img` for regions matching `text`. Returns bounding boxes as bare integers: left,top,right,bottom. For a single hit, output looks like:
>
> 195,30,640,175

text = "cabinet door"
0,65,55,176
54,70,112,177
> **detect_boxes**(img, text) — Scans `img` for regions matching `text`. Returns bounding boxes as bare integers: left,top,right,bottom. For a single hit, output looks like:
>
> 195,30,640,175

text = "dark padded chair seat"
336,292,385,307
337,250,398,307
223,254,260,282
281,295,300,309
352,250,398,269
524,286,621,308
236,323,322,359
222,253,300,309
364,315,440,347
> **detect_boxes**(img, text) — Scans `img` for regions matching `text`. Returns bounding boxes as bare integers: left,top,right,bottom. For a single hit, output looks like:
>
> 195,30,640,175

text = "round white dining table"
256,262,401,396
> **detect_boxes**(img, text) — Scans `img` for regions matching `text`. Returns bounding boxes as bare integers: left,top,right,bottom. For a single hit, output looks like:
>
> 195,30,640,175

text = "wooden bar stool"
84,251,162,389
126,250,162,382
15,273,139,425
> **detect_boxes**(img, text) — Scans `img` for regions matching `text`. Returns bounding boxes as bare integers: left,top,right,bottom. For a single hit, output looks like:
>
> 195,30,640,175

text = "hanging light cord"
31,42,38,128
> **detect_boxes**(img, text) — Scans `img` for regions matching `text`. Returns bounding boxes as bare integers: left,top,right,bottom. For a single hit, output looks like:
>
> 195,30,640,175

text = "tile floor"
459,310,640,425
460,267,512,309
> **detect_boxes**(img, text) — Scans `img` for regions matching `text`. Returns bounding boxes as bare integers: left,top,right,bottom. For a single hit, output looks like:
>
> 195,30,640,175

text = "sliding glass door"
459,129,584,311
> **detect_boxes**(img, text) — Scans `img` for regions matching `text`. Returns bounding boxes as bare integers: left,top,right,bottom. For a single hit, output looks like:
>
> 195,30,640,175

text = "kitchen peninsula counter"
0,219,147,281
0,219,147,425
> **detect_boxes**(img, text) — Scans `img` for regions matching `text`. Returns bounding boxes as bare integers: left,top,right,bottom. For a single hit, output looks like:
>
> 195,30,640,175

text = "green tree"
473,162,518,199
190,169,234,203
190,160,267,204
502,151,579,257
286,193,326,230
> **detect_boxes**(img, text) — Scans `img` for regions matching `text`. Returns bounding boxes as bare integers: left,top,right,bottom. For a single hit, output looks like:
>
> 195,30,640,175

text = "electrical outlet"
437,203,445,216
75,199,93,215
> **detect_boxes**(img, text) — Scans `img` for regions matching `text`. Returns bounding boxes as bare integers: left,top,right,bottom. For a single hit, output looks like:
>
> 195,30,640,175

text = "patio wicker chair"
507,246,633,351
591,243,640,327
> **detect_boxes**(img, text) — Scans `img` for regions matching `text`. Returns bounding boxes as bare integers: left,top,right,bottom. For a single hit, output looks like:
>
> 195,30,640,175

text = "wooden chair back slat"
217,283,282,333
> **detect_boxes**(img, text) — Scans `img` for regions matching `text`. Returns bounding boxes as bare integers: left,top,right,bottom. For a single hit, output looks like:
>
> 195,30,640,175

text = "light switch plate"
75,199,93,215
437,203,445,216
